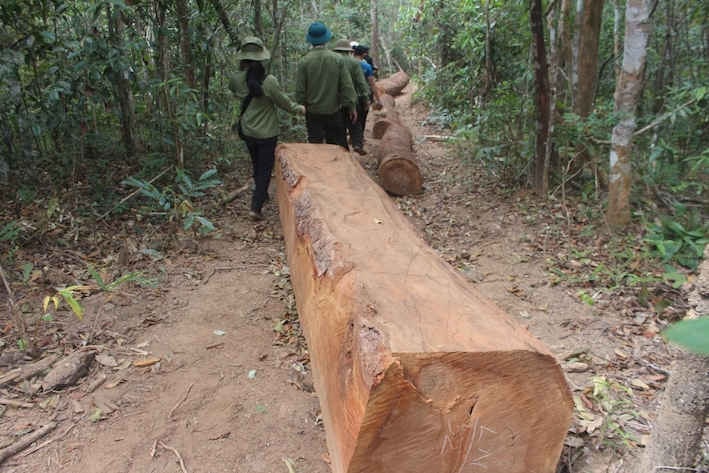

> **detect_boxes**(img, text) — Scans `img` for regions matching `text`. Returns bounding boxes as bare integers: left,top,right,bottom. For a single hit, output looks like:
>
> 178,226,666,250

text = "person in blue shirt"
353,45,381,150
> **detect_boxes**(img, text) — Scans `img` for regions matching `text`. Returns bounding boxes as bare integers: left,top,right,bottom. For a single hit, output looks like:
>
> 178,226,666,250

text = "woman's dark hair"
240,60,265,97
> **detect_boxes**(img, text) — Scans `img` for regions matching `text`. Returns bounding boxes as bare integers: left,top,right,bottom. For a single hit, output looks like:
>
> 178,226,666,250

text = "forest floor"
0,86,704,473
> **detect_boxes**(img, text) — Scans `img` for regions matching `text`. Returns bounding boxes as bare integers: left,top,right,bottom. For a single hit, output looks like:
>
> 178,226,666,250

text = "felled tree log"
372,94,399,140
375,70,410,96
372,118,397,140
379,93,396,110
376,122,422,196
275,143,573,473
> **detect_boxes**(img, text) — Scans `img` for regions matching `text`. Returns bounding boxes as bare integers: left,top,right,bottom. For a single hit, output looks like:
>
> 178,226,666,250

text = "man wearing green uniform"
296,22,357,150
332,39,371,155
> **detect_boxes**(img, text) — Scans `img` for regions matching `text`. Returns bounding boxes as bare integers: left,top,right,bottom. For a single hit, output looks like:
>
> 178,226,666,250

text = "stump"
375,71,410,96
275,143,573,473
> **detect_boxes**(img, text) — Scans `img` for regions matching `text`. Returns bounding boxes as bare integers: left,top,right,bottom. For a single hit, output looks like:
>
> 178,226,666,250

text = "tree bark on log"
275,143,573,473
375,123,422,196
375,71,410,96
379,93,396,110
371,93,422,195
372,94,398,139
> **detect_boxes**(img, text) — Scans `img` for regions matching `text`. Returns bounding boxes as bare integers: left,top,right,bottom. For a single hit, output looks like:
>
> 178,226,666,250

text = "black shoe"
248,210,264,221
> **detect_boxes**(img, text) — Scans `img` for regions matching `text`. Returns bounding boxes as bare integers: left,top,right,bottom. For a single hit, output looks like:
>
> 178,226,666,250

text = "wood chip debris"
133,357,161,367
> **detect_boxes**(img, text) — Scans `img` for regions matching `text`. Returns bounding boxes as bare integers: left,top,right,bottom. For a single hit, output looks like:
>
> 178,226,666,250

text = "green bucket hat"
306,21,332,45
236,36,271,61
332,39,353,52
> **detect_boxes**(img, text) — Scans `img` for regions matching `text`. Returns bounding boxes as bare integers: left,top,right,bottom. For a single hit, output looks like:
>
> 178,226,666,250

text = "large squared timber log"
275,143,572,473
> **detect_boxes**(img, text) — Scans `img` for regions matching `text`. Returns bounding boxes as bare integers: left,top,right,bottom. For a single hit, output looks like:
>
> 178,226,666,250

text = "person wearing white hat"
229,36,304,221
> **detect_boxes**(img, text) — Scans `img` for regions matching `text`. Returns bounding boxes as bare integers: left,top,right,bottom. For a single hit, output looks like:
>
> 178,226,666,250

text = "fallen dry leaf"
133,357,161,367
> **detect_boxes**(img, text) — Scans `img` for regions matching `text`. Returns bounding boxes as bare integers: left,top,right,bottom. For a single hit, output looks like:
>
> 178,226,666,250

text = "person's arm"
354,63,370,104
228,71,246,99
339,60,357,122
367,75,382,106
264,76,305,114
295,60,306,106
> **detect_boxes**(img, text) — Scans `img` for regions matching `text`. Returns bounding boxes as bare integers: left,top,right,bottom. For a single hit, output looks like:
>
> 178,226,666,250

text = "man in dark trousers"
296,22,357,150
332,39,370,154
353,44,381,147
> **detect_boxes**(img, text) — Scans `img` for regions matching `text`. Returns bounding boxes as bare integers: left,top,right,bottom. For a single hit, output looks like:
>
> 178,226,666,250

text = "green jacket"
229,72,300,139
296,47,357,115
340,53,370,99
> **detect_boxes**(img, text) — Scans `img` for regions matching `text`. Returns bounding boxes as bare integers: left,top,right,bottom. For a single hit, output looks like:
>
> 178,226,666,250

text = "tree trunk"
370,0,380,69
606,0,652,227
155,0,169,86
570,0,583,106
634,247,709,473
268,0,289,72
652,0,675,113
612,0,622,80
574,0,605,119
175,0,196,88
546,0,565,184
530,0,551,194
275,143,573,473
108,5,138,158
253,0,263,37
574,0,605,173
208,0,239,45
481,0,495,102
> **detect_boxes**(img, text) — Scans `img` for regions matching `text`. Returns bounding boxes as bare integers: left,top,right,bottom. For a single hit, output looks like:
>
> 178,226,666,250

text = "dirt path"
1,86,663,473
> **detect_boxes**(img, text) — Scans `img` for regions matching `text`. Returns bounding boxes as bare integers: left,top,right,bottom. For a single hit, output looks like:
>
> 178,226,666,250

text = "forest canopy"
0,0,707,259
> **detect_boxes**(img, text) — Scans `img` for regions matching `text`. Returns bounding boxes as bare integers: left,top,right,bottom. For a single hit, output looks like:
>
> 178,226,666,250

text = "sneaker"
248,210,264,221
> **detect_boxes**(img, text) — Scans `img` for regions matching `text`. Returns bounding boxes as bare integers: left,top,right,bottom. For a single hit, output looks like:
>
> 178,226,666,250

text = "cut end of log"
378,155,423,196
376,71,411,97
349,350,572,473
372,119,395,140
275,143,572,473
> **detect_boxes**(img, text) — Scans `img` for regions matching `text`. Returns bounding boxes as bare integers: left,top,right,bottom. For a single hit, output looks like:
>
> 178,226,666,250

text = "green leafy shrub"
645,211,708,269
122,168,221,234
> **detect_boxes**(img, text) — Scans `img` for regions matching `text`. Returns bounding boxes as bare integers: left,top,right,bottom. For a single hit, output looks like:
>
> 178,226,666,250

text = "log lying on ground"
379,93,396,110
376,122,422,196
371,94,399,139
375,70,410,96
275,143,573,473
371,93,422,195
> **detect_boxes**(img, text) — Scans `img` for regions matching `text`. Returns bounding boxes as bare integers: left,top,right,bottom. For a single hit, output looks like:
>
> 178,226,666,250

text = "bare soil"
0,86,700,473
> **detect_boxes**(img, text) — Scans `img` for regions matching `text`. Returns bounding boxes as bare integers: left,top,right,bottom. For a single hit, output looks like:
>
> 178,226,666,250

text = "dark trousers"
306,111,349,150
347,98,367,150
244,136,278,213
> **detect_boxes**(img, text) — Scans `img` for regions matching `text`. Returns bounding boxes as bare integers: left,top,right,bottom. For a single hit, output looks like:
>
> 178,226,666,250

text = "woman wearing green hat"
229,36,305,221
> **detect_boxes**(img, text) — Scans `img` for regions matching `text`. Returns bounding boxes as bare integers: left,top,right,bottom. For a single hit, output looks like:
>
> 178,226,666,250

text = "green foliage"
87,265,156,291
645,211,708,270
121,168,221,234
663,317,709,355
0,221,21,244
588,376,639,449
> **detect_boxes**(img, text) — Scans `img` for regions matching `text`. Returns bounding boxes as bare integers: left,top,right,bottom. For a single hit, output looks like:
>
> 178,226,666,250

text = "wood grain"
276,143,572,473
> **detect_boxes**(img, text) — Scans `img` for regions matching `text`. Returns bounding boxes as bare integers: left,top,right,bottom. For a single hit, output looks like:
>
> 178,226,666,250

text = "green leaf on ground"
663,317,709,355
